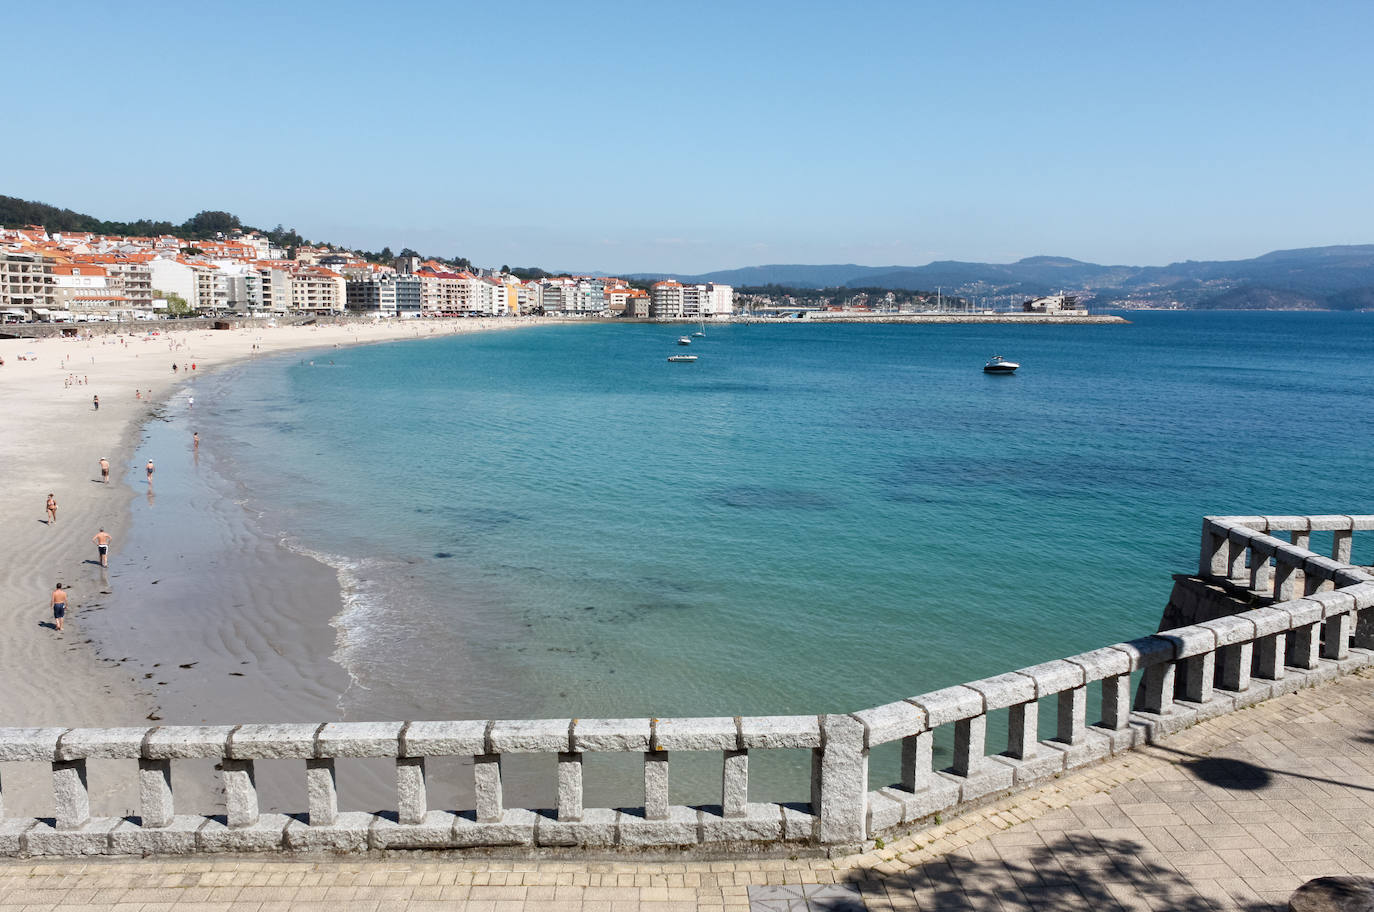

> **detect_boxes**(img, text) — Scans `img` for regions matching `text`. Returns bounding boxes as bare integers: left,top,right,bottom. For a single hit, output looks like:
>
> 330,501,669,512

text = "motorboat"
983,355,1019,373
677,336,692,345
667,354,698,362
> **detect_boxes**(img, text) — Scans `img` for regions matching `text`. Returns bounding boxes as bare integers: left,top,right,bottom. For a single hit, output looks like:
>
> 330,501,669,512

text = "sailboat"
692,316,706,337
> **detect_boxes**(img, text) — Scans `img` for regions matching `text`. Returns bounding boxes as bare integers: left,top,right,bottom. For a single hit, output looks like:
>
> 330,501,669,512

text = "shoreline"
0,317,544,734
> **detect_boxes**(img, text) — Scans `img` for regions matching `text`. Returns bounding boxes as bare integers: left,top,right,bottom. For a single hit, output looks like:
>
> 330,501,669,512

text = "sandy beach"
0,317,543,810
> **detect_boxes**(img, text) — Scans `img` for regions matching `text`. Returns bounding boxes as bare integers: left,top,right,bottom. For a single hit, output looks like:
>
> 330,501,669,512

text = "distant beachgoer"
188,396,194,408
99,457,110,483
172,363,178,372
193,432,200,449
136,389,142,399
146,460,155,482
46,494,57,525
191,363,196,371
93,529,112,568
92,394,99,411
51,583,68,632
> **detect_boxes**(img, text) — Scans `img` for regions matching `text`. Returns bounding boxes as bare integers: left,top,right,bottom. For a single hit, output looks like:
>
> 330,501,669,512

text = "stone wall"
0,513,1369,858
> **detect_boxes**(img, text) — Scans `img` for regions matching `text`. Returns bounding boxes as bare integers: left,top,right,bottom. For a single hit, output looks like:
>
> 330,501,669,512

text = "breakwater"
0,512,1368,858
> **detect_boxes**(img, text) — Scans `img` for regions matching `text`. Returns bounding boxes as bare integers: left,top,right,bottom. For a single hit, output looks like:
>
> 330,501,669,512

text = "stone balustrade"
1,513,1370,858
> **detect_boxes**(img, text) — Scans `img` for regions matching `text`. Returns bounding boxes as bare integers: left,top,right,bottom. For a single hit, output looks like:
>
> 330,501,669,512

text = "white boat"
667,354,698,362
677,336,692,345
692,317,706,337
983,355,1019,373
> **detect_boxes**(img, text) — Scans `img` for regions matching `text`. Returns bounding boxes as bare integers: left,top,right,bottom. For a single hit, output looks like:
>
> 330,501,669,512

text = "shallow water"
95,312,1374,807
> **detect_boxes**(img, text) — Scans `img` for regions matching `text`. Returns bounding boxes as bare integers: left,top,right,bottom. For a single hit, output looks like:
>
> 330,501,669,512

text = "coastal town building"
147,256,206,310
346,273,422,317
1022,293,1082,314
51,264,128,315
290,266,347,314
0,249,57,317
416,267,477,315
650,281,733,319
625,288,650,317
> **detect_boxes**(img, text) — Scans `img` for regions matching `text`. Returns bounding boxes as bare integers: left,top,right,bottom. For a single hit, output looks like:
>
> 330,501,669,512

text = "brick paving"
0,669,1371,911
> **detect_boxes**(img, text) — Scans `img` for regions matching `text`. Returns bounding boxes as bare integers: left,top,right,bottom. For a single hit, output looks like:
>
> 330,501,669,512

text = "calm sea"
164,312,1374,799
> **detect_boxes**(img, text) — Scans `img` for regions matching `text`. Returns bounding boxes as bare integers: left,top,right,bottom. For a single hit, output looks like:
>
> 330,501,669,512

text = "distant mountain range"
629,246,1374,310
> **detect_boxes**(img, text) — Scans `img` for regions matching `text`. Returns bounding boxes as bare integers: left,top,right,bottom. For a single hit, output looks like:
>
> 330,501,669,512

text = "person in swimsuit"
99,457,110,483
46,494,57,525
93,529,112,568
193,432,199,449
51,583,67,631
92,394,99,411
146,460,155,482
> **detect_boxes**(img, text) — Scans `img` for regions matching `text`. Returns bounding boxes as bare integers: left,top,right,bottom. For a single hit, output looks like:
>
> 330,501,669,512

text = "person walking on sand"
92,394,99,411
45,493,57,525
92,529,111,568
99,457,110,484
146,459,155,483
51,583,68,632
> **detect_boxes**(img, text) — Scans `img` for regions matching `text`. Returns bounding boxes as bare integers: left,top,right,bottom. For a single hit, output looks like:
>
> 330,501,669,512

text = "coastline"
0,317,542,735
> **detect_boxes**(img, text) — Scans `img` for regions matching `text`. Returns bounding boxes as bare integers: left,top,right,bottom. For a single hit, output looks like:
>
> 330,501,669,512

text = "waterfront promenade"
1,666,1368,911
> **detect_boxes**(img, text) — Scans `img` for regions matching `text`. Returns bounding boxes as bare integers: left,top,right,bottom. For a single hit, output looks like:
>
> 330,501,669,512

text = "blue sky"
5,1,1371,273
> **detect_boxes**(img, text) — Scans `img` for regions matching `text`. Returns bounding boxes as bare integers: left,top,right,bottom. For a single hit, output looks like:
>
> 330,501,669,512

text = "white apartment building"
148,256,205,310
475,276,509,315
650,280,731,319
257,266,293,313
291,268,347,314
99,260,154,310
649,280,685,318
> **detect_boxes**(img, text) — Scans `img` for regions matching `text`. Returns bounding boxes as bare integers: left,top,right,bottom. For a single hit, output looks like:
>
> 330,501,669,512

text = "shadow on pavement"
837,834,1280,911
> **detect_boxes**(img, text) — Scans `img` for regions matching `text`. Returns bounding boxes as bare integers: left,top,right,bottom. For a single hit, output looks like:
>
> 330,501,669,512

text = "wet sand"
0,318,542,814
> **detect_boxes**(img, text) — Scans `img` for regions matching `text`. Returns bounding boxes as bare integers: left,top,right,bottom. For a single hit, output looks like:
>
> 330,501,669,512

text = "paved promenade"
1,669,1370,912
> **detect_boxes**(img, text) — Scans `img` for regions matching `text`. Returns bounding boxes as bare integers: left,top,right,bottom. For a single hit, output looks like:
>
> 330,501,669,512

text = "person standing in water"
193,432,200,449
92,529,112,568
146,460,155,483
50,583,68,632
99,457,110,484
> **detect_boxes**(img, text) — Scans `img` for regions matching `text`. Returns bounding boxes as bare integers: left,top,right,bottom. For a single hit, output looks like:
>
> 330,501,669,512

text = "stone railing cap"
56,727,148,760
1015,659,1086,696
228,722,321,759
571,718,651,753
1153,625,1217,659
1108,636,1175,671
1195,614,1257,647
965,673,1036,711
652,716,737,751
489,719,573,754
1304,589,1356,618
1277,598,1323,628
144,725,236,759
0,727,68,761
851,701,927,747
740,715,821,750
316,721,404,758
1064,646,1132,682
400,720,487,757
908,685,983,727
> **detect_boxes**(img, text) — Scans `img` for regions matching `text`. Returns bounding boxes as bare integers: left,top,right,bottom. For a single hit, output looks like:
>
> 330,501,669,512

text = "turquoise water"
197,312,1374,737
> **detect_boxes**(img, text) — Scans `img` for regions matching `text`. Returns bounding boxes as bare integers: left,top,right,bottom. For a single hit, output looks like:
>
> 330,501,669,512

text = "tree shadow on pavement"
845,834,1280,911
